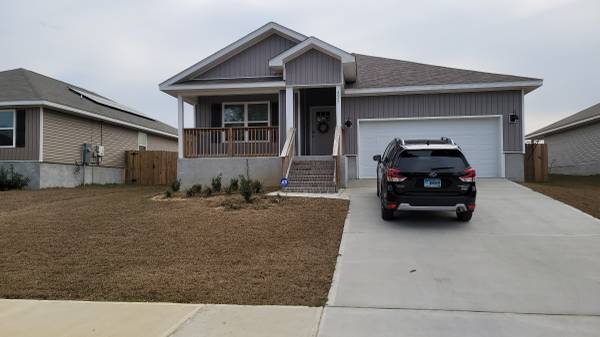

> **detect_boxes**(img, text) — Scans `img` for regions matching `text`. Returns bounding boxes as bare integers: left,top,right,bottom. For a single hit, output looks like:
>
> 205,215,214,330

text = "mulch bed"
523,174,600,219
0,185,349,306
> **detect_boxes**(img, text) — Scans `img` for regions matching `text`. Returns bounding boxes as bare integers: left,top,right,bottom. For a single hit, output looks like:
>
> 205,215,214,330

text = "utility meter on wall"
95,145,105,157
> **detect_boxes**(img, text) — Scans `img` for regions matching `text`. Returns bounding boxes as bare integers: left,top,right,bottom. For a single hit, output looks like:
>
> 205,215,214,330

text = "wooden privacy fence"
524,143,549,182
125,151,177,185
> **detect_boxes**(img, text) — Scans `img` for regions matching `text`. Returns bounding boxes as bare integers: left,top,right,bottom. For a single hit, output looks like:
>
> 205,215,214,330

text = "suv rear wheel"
457,210,473,222
381,197,395,220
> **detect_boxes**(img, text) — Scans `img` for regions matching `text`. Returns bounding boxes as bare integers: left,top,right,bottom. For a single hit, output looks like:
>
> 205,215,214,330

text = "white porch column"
286,87,294,131
177,95,184,159
335,85,342,127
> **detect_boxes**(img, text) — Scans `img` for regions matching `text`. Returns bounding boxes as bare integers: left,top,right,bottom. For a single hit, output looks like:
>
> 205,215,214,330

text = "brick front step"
284,186,338,193
285,158,338,193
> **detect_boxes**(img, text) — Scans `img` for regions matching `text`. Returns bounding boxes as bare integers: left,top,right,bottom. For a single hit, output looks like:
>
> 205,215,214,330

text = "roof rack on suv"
441,137,456,145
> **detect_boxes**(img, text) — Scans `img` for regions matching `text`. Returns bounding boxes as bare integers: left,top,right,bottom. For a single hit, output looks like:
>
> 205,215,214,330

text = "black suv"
373,138,476,222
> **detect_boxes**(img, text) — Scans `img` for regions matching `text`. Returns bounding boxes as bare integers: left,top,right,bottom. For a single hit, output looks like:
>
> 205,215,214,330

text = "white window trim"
221,101,271,143
0,109,16,148
138,131,148,150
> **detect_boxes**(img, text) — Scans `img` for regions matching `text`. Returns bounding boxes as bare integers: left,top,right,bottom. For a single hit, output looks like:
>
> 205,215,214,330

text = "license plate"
424,178,442,188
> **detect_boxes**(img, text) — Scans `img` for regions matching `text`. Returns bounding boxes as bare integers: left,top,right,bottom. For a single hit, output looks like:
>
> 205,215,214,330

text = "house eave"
0,100,177,139
526,114,600,139
160,81,286,98
343,80,543,97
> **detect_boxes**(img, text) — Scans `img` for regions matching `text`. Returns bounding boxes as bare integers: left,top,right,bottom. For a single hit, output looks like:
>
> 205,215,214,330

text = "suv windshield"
393,149,469,173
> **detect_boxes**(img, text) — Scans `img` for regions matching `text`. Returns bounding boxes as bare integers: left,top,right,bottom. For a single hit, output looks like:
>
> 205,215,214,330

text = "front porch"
174,86,345,190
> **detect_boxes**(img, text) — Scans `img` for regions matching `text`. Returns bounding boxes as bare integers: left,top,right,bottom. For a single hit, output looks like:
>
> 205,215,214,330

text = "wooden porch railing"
332,126,343,188
280,128,296,178
183,127,279,158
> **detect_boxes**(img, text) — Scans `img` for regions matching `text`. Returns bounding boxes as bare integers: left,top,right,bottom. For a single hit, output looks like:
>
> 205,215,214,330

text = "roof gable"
160,22,306,88
269,36,356,81
194,33,297,81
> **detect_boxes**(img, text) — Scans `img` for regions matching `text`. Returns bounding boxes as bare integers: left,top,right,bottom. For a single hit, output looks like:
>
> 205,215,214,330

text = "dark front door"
310,106,336,155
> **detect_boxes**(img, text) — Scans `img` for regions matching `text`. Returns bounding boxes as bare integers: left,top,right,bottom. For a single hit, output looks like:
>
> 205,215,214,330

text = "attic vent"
69,87,155,121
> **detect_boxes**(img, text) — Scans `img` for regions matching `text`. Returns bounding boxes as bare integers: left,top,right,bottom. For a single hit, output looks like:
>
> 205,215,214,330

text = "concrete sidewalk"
0,299,322,337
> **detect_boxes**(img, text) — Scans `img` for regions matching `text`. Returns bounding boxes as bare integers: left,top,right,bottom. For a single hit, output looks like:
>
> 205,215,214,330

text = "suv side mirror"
372,154,382,162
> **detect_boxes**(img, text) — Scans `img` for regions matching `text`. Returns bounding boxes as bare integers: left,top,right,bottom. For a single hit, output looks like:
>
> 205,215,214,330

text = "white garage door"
358,117,502,178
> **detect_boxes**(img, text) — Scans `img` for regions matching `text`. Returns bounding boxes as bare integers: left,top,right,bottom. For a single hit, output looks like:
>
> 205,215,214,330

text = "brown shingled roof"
347,54,540,89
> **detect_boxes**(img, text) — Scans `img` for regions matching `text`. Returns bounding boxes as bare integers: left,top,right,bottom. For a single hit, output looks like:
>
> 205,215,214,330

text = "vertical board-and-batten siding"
285,49,342,86
0,107,39,161
342,91,523,154
195,34,297,80
542,121,600,175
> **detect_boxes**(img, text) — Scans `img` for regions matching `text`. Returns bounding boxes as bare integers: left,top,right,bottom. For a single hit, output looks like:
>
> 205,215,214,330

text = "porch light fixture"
509,112,519,123
344,120,353,128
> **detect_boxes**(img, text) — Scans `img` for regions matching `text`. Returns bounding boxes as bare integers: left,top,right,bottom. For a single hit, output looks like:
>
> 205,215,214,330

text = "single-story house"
159,22,542,190
526,102,600,175
0,68,178,188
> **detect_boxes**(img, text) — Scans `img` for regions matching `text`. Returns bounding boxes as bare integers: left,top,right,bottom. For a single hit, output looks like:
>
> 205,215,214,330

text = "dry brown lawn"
523,174,600,219
0,186,349,306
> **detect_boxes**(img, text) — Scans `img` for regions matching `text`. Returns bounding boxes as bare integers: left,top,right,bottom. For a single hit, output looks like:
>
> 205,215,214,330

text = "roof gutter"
343,80,543,96
0,100,177,139
526,114,600,139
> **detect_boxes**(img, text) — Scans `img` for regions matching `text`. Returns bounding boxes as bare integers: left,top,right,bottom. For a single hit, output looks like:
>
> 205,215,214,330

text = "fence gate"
524,143,549,182
125,151,177,185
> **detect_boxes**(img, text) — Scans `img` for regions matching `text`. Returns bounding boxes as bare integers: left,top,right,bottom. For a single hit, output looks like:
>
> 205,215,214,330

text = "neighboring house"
526,102,600,175
0,68,177,188
160,22,542,190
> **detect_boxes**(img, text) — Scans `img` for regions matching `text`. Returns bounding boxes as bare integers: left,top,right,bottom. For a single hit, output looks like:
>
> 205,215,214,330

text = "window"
222,102,270,141
138,132,147,151
393,149,469,173
0,110,16,148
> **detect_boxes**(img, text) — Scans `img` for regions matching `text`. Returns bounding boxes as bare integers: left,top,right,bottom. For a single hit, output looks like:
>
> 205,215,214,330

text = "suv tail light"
459,167,476,183
387,168,407,182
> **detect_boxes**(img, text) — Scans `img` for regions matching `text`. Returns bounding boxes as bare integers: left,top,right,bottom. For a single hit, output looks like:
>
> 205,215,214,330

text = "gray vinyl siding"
0,107,39,161
194,94,279,127
342,91,523,154
195,34,297,80
285,49,342,86
542,121,600,175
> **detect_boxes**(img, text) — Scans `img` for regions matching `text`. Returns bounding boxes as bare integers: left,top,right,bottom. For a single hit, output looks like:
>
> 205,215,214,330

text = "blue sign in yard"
280,177,289,188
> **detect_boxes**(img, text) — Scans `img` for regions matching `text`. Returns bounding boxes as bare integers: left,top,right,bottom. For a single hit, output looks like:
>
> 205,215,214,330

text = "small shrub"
211,174,222,192
203,186,213,197
0,165,30,191
229,178,239,192
164,189,173,198
251,180,263,194
239,175,253,202
170,179,181,192
186,184,202,197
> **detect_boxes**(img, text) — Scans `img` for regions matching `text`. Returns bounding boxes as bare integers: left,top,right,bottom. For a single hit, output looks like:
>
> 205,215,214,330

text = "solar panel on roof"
69,87,154,121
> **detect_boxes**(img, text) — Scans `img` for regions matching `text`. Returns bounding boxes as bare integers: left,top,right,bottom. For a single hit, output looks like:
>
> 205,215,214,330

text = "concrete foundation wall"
1,161,124,189
504,153,524,182
0,162,41,189
178,157,282,189
39,163,124,188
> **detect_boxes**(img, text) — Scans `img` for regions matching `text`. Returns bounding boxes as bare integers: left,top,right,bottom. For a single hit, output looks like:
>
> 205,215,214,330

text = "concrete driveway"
319,179,600,337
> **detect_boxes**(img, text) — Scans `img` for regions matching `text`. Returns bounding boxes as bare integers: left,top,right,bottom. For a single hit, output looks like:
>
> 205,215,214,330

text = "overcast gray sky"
1,0,599,132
